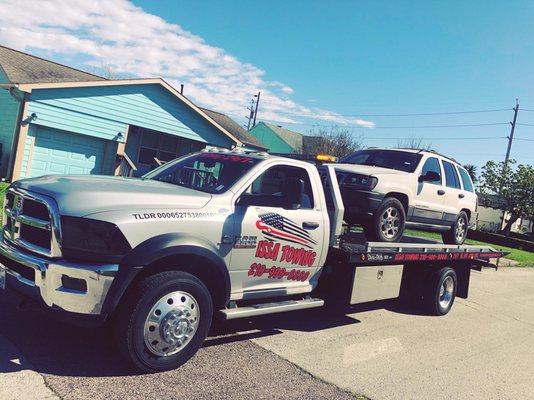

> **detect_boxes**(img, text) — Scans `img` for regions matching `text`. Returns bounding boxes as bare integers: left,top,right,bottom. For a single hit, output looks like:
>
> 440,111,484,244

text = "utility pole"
252,91,261,127
504,99,519,166
245,91,261,130
246,98,255,131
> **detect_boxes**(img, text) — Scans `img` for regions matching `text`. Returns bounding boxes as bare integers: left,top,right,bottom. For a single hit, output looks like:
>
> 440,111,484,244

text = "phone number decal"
248,263,310,282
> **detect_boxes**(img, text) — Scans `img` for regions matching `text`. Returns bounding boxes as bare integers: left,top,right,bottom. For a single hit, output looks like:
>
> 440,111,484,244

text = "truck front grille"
3,188,61,258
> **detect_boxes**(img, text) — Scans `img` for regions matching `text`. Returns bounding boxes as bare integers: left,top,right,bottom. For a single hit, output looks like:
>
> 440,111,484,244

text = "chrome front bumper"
0,237,118,315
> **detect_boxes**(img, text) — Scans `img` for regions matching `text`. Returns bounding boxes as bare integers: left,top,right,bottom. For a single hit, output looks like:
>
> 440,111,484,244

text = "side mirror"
419,171,441,183
283,177,305,210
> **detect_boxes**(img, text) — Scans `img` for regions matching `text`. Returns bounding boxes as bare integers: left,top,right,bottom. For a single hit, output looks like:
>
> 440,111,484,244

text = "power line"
261,119,508,129
515,138,534,142
516,122,534,127
362,136,506,140
328,108,511,117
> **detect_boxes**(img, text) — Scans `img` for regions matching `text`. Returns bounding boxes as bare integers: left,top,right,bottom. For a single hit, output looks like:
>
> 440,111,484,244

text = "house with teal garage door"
0,45,266,181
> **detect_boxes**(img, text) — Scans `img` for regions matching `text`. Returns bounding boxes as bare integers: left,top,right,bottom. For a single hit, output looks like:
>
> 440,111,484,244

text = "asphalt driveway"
1,267,533,400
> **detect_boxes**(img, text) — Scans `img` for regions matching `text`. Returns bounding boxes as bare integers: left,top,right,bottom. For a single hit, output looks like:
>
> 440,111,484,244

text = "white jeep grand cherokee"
335,148,477,244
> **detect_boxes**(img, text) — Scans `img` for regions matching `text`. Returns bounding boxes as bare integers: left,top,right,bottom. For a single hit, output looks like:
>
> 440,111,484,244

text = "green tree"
463,164,478,184
479,160,534,236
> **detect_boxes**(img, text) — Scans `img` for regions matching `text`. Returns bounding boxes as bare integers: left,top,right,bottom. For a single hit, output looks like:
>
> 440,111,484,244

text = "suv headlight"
340,173,378,190
61,216,131,262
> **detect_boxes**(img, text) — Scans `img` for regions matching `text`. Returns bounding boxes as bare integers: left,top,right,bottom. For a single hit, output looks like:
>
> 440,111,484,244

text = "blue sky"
1,0,533,167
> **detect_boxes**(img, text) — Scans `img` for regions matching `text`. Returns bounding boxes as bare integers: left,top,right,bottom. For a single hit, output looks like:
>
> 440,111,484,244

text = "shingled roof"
0,45,104,84
200,108,267,150
260,122,303,152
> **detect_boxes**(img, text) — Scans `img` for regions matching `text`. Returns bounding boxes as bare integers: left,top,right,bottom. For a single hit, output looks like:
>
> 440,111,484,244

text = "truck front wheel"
114,271,213,372
423,267,457,316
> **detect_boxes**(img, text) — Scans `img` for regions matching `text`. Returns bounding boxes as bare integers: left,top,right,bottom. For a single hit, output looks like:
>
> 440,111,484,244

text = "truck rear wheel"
114,271,213,373
423,267,457,316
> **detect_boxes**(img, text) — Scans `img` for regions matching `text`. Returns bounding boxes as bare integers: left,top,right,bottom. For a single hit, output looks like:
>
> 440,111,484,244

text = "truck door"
229,163,326,298
412,156,447,224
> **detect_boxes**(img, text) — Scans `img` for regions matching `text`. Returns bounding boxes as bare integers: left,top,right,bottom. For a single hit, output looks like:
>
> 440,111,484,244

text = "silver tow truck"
0,148,504,372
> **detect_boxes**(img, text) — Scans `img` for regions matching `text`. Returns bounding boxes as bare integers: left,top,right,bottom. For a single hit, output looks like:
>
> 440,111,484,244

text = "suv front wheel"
442,211,468,245
364,197,406,242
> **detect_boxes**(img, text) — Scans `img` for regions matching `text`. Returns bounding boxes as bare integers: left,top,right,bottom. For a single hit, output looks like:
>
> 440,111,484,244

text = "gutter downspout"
6,86,28,181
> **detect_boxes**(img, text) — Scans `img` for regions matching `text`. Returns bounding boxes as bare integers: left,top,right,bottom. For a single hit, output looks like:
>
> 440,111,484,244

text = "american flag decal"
255,212,318,249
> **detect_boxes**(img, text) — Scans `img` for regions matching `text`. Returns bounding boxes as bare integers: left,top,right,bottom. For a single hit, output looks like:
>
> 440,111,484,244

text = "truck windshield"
339,150,423,173
143,152,261,193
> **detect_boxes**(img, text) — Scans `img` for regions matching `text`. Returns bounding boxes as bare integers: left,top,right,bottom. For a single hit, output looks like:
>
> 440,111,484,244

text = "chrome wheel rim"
380,206,400,239
144,291,200,357
455,216,466,242
439,276,454,309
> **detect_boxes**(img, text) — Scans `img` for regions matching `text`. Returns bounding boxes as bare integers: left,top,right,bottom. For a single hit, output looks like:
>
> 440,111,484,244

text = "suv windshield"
339,149,423,172
143,152,261,193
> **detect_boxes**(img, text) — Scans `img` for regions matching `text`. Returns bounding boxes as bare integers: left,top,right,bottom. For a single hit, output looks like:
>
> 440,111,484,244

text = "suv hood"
334,164,410,176
12,175,212,217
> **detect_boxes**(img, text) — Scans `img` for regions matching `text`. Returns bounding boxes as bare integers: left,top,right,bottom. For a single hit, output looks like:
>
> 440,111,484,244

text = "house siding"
0,72,21,177
248,123,295,153
27,84,234,148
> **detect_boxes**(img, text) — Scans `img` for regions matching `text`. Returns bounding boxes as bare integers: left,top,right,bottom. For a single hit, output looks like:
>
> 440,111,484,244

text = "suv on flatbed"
335,148,477,244
0,149,500,373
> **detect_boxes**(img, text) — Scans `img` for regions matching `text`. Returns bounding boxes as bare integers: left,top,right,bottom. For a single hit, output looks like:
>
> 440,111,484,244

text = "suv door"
412,156,447,224
229,163,326,299
440,159,464,225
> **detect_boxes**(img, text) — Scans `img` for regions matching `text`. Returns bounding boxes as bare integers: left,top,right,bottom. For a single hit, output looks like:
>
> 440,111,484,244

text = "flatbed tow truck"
0,149,504,372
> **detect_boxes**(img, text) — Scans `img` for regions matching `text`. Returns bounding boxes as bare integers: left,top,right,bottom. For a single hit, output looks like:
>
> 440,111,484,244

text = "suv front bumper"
0,236,117,316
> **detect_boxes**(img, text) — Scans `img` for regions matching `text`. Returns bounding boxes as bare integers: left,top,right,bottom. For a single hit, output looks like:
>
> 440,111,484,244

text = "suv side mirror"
283,177,305,210
419,170,441,183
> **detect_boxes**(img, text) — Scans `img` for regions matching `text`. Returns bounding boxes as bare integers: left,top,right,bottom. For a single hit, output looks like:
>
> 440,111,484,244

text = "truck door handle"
458,193,465,199
437,190,445,196
302,221,319,230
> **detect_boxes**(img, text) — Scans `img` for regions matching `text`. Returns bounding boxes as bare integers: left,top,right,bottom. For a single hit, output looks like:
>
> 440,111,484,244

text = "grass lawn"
0,182,9,209
406,228,534,268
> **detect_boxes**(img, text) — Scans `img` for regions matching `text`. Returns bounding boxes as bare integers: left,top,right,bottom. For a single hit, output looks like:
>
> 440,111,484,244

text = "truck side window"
442,160,461,189
420,157,442,184
248,165,314,209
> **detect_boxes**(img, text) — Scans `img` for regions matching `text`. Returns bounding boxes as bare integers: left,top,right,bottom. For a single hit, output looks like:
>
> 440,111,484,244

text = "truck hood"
13,175,212,217
334,164,410,176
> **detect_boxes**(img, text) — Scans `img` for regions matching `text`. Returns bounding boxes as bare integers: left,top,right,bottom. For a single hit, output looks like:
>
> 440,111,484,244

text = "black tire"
364,197,406,242
114,271,213,373
442,211,468,245
423,267,457,316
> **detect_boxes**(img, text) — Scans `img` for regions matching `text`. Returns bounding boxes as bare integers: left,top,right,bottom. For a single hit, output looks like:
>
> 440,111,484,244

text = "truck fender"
100,233,231,318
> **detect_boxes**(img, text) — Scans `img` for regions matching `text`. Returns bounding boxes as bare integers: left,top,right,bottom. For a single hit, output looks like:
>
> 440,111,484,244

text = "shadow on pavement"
0,284,425,379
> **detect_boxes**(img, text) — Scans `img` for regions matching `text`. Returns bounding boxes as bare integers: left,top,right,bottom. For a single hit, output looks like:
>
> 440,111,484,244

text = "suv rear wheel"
364,197,406,242
442,211,468,245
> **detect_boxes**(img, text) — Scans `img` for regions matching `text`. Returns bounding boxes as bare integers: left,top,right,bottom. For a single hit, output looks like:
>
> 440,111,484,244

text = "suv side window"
420,157,442,184
458,167,474,192
247,165,314,209
442,160,461,189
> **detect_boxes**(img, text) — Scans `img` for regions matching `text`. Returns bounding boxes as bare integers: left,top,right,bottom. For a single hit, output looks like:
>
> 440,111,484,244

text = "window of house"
136,128,205,171
420,157,442,184
458,167,474,192
442,160,461,189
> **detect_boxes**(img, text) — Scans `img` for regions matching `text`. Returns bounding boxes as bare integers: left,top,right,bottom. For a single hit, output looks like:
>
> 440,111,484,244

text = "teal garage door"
28,127,106,178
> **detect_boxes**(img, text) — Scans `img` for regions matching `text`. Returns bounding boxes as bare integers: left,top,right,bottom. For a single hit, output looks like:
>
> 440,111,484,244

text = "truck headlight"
61,216,131,262
340,174,378,190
